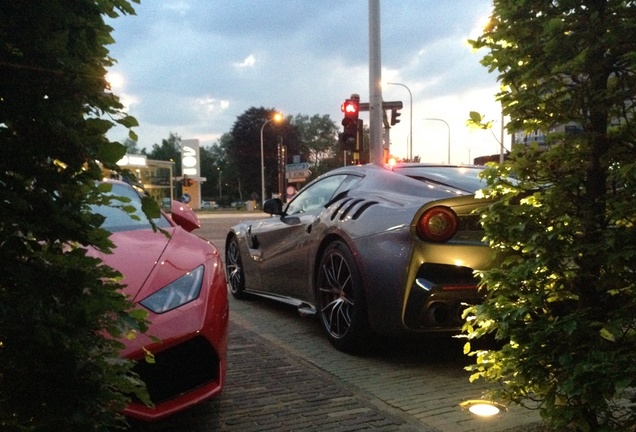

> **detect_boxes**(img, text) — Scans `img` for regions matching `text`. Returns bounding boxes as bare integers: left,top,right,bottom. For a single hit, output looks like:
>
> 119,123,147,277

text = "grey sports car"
225,163,493,353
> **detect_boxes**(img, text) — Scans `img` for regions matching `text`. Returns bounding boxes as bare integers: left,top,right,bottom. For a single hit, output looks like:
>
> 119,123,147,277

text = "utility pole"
368,0,383,165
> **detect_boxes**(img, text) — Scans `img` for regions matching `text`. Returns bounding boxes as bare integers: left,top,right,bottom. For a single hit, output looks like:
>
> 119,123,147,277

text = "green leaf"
469,111,483,122
599,327,615,342
118,114,139,129
141,195,161,219
98,141,127,165
143,347,156,364
128,129,139,142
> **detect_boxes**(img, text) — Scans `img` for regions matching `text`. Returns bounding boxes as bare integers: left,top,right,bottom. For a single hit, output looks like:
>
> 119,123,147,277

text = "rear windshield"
91,183,171,233
392,166,486,193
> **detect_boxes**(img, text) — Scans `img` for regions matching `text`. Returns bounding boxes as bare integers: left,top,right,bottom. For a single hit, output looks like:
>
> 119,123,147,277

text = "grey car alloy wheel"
226,237,247,299
316,241,372,353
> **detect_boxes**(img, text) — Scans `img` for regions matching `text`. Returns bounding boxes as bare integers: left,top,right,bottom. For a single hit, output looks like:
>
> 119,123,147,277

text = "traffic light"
181,175,193,187
390,108,401,126
342,98,359,121
340,98,360,151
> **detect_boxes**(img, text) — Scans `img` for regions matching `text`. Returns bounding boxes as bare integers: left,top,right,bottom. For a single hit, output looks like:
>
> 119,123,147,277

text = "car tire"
226,236,248,300
316,241,373,354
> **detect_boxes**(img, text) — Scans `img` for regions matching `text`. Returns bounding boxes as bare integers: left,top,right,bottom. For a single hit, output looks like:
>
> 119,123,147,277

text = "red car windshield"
91,182,171,233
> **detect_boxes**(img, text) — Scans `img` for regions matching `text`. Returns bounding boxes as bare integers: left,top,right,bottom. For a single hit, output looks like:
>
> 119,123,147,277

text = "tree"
464,1,636,430
212,133,242,203
292,114,339,169
227,107,303,203
147,132,182,175
0,1,152,430
123,137,145,155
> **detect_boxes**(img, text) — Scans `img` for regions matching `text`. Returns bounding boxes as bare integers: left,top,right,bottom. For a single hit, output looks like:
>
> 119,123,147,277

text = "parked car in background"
225,163,492,353
201,201,219,209
90,180,228,421
161,197,171,212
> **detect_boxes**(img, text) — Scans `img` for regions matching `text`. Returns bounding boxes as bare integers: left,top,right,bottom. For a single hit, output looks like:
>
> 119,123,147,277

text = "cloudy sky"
106,0,506,164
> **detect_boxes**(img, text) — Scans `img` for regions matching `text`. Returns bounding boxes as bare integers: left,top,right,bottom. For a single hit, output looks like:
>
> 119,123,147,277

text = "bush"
464,1,636,429
464,140,636,430
0,1,152,430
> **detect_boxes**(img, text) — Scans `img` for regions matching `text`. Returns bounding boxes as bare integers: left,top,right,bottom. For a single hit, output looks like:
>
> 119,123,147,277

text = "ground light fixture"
460,399,506,417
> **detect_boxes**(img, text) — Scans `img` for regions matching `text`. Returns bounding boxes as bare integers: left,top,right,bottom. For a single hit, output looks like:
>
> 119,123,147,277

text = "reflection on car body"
226,163,492,353
90,180,228,421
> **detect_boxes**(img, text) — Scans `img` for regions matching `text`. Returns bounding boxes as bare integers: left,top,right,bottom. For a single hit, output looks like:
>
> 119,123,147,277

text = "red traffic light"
341,99,359,119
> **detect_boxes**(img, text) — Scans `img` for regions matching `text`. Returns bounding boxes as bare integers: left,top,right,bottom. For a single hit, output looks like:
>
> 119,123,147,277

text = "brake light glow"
416,206,458,242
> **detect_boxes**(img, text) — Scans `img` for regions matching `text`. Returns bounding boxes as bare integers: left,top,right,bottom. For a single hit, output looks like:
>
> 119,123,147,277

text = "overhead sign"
287,177,307,183
286,169,311,179
286,162,309,172
358,101,403,111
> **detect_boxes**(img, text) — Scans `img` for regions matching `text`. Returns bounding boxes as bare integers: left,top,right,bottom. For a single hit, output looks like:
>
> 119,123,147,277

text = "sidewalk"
132,297,544,432
131,320,429,432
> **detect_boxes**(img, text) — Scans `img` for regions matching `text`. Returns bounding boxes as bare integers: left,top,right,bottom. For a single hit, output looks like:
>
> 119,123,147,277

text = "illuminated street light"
424,118,451,164
260,113,283,206
387,82,413,160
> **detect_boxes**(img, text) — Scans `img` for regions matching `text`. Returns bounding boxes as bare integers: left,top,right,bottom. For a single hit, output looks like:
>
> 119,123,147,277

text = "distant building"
513,122,584,150
473,121,586,165
474,153,508,165
116,154,175,204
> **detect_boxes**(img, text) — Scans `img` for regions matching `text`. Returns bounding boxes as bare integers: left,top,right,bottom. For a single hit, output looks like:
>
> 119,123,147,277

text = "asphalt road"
130,211,543,432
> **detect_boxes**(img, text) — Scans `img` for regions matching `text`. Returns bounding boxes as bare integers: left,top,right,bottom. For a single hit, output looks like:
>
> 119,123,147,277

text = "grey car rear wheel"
316,241,372,353
226,236,248,300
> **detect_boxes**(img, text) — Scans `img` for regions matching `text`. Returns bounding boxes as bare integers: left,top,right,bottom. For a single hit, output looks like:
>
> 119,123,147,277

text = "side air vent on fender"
329,197,354,220
328,198,378,221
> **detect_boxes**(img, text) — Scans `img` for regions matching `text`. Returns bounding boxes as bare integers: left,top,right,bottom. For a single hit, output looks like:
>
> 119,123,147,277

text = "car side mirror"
170,200,200,232
263,198,285,216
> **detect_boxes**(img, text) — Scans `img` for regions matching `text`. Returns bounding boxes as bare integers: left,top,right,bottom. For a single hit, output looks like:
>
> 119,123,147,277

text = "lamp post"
424,118,451,164
217,168,222,198
387,82,413,161
260,113,282,206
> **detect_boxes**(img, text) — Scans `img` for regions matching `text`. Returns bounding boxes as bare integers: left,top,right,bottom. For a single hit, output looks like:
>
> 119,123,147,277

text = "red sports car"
90,180,228,421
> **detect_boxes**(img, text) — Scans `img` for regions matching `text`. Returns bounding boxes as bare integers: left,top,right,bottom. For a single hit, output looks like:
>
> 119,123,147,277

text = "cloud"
161,1,190,16
106,0,504,162
234,55,256,69
197,97,231,114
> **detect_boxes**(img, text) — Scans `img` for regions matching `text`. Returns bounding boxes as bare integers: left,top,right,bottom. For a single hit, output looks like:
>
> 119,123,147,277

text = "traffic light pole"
368,0,383,165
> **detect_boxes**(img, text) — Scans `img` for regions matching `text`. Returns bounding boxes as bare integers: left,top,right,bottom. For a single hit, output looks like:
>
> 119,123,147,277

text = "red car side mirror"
170,201,200,232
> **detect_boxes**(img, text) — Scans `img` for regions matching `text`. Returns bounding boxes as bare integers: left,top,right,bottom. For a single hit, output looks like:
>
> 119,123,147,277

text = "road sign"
286,169,311,179
286,162,309,172
358,101,403,111
180,193,191,204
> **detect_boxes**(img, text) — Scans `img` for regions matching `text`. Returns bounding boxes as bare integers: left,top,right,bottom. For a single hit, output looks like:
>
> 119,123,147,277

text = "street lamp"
217,167,222,198
387,82,413,161
424,118,451,164
260,113,283,206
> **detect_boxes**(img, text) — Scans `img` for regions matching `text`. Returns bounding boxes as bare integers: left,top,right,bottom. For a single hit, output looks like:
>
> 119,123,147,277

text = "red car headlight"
140,265,204,314
416,206,458,243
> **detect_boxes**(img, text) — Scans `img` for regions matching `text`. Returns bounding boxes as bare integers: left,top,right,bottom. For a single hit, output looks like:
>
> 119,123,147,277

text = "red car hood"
92,226,218,304
91,227,176,300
